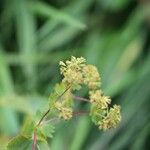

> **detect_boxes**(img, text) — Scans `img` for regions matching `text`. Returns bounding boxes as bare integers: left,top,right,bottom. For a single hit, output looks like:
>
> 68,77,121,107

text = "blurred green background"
0,0,150,149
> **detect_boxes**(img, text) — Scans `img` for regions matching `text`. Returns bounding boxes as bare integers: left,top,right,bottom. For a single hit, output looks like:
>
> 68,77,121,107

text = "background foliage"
0,0,150,149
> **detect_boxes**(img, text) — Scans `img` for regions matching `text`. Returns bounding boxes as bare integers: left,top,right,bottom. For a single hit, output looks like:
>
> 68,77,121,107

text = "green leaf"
40,123,55,138
70,116,91,150
49,92,58,108
54,83,66,96
90,105,105,125
49,83,68,107
14,0,37,90
21,117,35,138
72,84,81,91
36,123,55,142
7,135,32,150
30,1,86,30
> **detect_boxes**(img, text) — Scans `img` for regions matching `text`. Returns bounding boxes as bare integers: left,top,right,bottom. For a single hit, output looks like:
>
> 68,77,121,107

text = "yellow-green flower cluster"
83,65,101,89
50,56,121,130
89,90,111,109
89,87,121,130
54,101,72,120
60,56,101,90
59,56,86,87
98,105,121,130
89,90,121,130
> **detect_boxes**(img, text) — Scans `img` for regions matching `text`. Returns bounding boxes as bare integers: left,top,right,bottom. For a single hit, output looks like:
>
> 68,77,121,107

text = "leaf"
7,134,50,150
0,50,19,135
72,84,81,91
40,123,55,138
36,123,55,142
30,1,86,30
54,83,66,96
49,83,68,107
70,116,91,150
49,92,58,108
37,141,50,150
21,117,35,138
7,135,32,150
90,105,104,125
35,110,44,123
14,0,37,90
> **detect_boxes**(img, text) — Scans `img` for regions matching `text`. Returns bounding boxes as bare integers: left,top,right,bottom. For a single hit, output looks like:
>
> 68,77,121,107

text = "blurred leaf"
4,52,69,65
38,26,81,51
30,1,86,30
7,135,32,150
39,123,55,138
13,0,37,90
131,122,150,150
21,117,35,138
0,50,19,135
99,0,132,11
70,116,91,150
0,95,47,114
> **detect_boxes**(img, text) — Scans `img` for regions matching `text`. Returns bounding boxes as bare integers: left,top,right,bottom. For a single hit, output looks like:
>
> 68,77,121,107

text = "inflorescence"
49,56,121,130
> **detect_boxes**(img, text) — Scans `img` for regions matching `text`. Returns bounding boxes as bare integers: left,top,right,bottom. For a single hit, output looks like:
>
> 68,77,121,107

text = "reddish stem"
73,110,89,116
73,96,90,102
32,129,37,150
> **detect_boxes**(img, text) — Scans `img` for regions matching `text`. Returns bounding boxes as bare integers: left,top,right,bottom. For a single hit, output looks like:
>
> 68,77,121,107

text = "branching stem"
32,85,71,150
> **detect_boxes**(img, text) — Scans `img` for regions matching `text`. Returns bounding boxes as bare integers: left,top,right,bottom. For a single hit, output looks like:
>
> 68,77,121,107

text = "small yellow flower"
59,56,86,86
59,107,72,120
54,101,62,111
83,65,101,89
89,90,111,109
98,105,121,130
54,101,72,120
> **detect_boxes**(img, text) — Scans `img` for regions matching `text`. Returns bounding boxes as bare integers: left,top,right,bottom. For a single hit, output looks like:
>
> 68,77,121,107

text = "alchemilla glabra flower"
57,56,121,130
